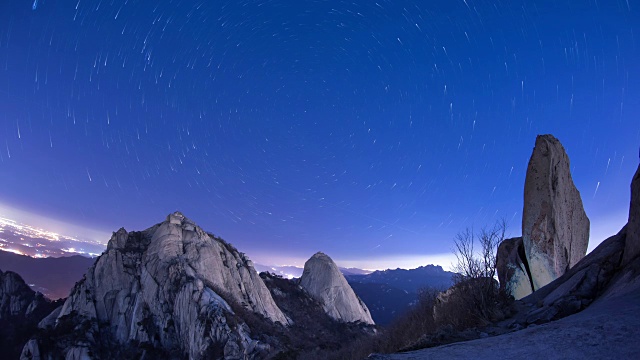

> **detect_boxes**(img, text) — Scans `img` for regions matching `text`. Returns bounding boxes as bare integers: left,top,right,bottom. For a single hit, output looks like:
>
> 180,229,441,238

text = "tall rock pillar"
522,135,590,291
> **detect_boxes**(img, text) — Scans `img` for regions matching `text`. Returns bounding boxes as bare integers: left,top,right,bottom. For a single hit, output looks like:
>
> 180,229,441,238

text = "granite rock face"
299,252,374,325
496,237,534,300
507,165,640,331
623,165,640,265
22,212,288,360
1,270,49,319
496,135,590,298
522,134,590,291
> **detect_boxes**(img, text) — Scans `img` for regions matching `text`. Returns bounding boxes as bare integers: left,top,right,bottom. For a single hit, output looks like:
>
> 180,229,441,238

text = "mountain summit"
22,212,289,359
300,252,375,325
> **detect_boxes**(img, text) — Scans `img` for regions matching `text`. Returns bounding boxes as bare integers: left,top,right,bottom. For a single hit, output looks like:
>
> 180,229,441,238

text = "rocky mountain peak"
0,270,51,319
299,252,375,325
22,212,290,359
310,251,331,261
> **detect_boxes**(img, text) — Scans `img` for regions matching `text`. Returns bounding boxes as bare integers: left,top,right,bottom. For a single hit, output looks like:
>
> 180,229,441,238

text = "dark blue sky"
0,0,638,268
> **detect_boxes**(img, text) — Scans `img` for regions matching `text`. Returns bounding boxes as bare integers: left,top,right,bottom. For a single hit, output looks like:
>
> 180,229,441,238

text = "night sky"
1,0,638,269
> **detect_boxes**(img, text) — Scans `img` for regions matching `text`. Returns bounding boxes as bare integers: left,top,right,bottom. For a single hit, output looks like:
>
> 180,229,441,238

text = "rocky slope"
0,270,60,359
371,282,640,360
1,270,50,319
21,212,289,359
498,134,589,299
260,272,375,358
300,252,375,325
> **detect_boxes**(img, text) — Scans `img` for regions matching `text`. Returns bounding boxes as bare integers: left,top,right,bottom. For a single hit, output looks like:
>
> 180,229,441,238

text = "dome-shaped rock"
299,252,374,325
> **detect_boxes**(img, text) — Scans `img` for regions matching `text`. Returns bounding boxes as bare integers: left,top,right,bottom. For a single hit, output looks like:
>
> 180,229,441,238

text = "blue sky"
0,0,638,269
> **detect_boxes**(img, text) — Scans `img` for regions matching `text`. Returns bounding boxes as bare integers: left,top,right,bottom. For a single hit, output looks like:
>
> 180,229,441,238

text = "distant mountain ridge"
0,250,94,299
254,264,372,278
346,265,454,293
345,265,455,325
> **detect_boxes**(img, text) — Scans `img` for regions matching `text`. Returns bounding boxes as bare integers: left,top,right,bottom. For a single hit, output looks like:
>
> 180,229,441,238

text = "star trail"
0,0,638,268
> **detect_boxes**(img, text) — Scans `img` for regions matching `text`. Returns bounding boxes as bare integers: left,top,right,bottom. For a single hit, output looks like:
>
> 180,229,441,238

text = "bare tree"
436,219,511,329
452,218,507,283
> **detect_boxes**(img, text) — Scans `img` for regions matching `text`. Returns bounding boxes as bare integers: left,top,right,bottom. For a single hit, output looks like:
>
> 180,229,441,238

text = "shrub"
322,288,440,359
434,219,513,329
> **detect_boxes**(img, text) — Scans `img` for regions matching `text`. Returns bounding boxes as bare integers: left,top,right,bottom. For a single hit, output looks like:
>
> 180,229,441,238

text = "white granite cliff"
21,212,288,360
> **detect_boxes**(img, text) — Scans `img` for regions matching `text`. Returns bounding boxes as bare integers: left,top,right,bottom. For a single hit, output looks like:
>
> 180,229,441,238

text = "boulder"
522,134,590,291
299,252,374,325
496,237,534,299
623,164,640,265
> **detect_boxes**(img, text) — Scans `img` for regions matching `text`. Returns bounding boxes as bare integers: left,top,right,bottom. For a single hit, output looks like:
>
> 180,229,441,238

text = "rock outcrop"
299,252,374,325
623,165,640,265
497,135,590,299
0,270,59,359
522,134,590,291
515,163,639,325
496,237,533,300
22,212,288,360
0,270,51,319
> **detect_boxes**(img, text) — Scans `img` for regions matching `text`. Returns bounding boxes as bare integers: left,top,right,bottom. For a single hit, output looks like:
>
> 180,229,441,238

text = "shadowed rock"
496,237,534,300
299,252,374,325
1,270,51,319
1,270,59,359
623,165,640,265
